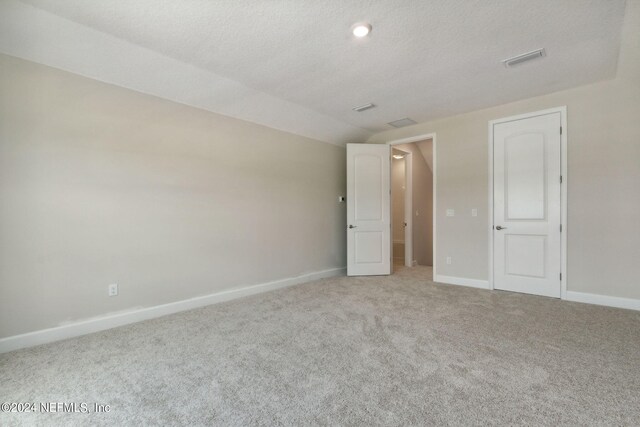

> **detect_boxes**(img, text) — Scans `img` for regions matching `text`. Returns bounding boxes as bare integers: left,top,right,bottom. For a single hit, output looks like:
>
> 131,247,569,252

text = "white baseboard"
434,274,490,290
0,267,346,354
565,291,640,311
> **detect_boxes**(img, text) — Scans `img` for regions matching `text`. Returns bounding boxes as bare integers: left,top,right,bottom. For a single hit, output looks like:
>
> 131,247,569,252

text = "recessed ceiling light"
352,23,372,38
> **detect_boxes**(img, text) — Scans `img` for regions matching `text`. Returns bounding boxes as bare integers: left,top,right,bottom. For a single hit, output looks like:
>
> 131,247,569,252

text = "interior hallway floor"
1,266,639,426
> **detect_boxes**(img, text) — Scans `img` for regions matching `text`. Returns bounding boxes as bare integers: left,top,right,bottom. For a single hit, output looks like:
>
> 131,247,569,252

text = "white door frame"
387,133,437,274
488,107,568,298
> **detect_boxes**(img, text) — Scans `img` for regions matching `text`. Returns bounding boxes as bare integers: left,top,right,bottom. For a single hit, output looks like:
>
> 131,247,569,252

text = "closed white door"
493,112,562,297
347,143,391,276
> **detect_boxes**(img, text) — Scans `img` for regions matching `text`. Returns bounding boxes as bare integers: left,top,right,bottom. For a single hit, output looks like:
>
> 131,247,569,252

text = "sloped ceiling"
0,0,627,145
416,139,433,172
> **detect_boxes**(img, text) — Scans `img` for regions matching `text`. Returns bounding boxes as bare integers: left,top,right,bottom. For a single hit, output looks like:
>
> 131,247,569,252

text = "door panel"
355,232,383,263
347,144,390,276
505,132,546,220
493,113,561,297
505,234,546,278
354,155,383,221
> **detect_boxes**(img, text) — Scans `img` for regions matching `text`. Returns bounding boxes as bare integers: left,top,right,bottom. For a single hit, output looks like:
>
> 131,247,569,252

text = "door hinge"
560,224,563,232
560,273,562,281
560,175,563,184
560,126,563,135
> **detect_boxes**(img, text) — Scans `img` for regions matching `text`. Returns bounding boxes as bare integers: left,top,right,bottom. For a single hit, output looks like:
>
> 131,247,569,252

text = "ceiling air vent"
502,48,546,68
388,118,417,128
352,103,376,112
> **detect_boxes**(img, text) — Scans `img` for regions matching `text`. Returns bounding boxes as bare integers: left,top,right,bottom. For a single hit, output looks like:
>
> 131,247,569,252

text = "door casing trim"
488,107,568,299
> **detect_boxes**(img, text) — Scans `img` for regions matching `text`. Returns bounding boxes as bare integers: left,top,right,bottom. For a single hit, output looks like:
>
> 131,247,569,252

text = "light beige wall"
0,54,347,338
368,1,640,299
395,143,433,267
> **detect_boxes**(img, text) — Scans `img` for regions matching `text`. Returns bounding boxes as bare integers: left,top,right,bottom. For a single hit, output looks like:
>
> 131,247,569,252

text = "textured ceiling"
0,0,627,144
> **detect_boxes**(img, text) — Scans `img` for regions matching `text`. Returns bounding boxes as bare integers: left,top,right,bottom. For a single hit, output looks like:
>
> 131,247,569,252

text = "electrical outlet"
446,257,452,265
108,283,118,297
471,208,478,217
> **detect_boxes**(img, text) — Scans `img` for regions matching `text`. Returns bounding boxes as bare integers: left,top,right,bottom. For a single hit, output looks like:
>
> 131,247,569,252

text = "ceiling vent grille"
352,103,376,112
502,48,546,67
388,118,417,128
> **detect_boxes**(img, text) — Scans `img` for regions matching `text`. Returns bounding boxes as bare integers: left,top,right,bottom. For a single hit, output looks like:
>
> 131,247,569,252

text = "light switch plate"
108,283,118,297
446,209,455,217
471,208,478,217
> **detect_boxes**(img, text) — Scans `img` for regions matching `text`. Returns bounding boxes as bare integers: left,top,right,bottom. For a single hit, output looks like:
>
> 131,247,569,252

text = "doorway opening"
389,136,435,278
391,148,410,267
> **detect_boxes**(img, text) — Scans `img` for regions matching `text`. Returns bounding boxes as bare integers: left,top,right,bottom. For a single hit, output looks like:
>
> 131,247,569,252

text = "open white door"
347,143,391,276
492,111,562,298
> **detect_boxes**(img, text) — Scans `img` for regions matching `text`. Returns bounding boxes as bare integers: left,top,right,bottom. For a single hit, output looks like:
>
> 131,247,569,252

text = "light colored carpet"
1,266,639,426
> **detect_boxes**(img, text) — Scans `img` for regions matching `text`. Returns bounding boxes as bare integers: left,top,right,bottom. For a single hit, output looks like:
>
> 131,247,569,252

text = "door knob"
348,225,357,229
495,225,507,230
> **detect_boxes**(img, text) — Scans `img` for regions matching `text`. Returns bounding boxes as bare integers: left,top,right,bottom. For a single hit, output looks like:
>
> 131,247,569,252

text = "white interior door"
347,143,391,276
493,112,562,297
